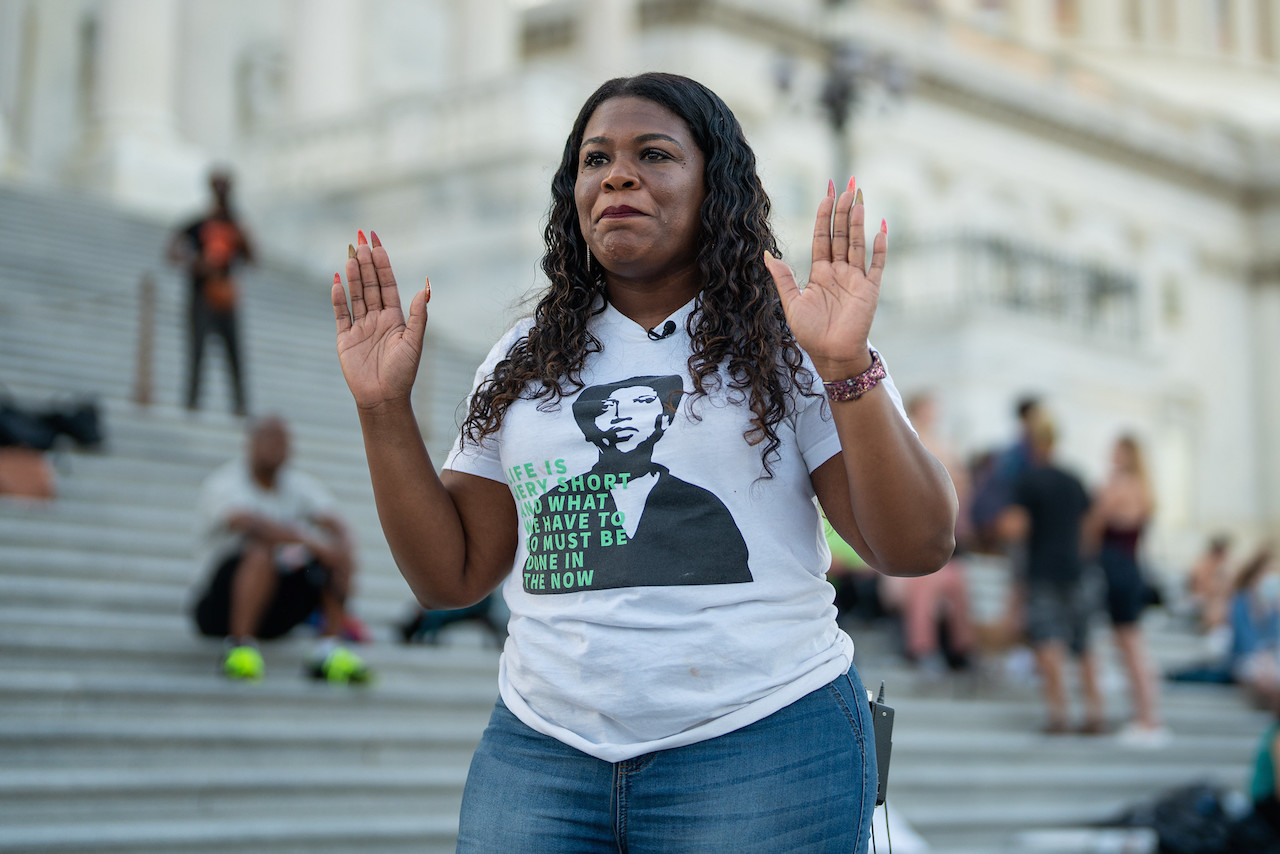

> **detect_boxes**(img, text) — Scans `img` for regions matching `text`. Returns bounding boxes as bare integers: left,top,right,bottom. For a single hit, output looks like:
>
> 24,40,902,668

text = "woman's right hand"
331,231,430,411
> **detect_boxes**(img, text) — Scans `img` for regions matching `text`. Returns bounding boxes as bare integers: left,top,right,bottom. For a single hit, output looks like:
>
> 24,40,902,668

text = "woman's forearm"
830,386,957,576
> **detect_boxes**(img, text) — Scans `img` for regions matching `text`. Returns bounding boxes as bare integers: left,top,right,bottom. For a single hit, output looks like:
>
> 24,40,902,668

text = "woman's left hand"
764,179,886,380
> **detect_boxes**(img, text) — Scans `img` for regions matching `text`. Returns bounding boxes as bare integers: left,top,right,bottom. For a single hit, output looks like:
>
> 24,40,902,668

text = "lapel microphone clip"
646,320,677,341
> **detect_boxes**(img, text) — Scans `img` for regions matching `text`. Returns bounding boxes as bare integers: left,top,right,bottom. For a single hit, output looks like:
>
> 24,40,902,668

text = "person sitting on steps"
190,415,370,683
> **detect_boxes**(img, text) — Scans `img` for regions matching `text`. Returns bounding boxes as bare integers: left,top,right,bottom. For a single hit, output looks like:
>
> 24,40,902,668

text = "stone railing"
246,74,575,195
880,232,1141,342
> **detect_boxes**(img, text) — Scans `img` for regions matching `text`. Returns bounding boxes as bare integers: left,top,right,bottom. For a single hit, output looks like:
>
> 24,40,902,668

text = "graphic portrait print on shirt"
508,374,751,594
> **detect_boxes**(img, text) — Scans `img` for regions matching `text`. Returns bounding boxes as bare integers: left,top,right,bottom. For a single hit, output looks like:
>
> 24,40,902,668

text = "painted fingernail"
370,230,381,248
827,179,835,198
333,273,341,284
357,230,368,246
348,244,356,258
854,188,863,206
425,276,431,303
881,219,888,235
847,176,856,193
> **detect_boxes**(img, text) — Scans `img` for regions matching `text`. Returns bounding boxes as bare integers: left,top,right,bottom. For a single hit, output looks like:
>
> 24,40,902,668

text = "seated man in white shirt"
191,416,369,683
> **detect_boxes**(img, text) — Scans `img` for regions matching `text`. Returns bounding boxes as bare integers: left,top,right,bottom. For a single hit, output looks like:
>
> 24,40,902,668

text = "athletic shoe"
308,646,372,685
222,645,265,681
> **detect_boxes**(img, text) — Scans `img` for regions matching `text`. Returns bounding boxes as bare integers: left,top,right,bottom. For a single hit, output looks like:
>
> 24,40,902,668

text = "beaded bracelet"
822,349,885,402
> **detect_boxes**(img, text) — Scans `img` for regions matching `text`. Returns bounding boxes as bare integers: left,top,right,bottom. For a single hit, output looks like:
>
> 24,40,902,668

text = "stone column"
11,0,86,183
0,0,27,175
84,0,205,215
1079,0,1125,46
1010,0,1057,48
1173,0,1209,53
1137,0,1162,45
1252,199,1280,536
288,0,363,122
454,0,518,84
935,0,975,18
580,0,639,81
1269,0,1280,61
1234,0,1259,60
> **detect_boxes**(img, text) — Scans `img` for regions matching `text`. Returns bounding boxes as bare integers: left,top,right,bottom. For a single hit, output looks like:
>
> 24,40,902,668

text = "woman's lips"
601,206,644,219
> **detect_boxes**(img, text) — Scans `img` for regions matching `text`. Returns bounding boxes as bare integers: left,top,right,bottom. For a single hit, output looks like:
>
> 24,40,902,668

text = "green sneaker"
309,646,372,685
222,645,264,681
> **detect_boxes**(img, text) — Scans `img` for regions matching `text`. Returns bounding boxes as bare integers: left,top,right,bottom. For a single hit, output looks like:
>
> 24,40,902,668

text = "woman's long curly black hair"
461,72,815,476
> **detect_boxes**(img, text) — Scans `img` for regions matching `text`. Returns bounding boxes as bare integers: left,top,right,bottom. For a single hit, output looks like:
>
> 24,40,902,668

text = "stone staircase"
0,184,1268,853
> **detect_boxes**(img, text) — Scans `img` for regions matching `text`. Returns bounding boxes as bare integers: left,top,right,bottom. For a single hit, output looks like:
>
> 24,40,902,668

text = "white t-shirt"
445,297,911,762
197,459,337,572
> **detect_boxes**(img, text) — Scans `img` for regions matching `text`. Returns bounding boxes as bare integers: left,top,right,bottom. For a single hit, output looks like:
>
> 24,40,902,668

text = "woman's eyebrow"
580,133,683,150
635,133,682,148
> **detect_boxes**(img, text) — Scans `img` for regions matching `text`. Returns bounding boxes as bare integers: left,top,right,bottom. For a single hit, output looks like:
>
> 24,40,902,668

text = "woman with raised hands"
333,72,956,853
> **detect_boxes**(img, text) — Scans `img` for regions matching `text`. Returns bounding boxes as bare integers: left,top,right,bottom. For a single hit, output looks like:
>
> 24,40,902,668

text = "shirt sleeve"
197,467,233,527
793,346,916,474
443,321,534,484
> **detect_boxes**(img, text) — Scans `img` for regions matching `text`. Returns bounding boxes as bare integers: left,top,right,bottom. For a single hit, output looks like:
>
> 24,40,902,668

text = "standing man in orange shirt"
168,169,255,415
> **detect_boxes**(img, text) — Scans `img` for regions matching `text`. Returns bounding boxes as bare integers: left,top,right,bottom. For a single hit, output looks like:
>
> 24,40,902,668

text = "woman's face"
574,96,706,284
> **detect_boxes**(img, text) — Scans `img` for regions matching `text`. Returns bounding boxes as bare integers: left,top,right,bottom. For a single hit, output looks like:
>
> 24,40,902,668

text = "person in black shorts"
998,415,1103,735
191,416,370,683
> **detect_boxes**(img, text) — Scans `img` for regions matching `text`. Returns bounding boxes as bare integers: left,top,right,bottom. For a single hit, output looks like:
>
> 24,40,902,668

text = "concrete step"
890,726,1255,767
0,667,498,721
0,766,467,828
0,598,413,644
0,546,412,595
0,574,422,634
0,186,484,854
0,815,459,854
0,622,501,674
0,714,488,771
890,762,1245,800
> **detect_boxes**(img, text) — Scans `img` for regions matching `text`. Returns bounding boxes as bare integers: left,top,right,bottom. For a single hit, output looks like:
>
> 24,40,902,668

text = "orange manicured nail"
425,276,431,303
357,230,368,247
348,244,356,258
370,230,381,248
333,273,341,284
881,218,888,235
847,176,856,193
827,179,835,198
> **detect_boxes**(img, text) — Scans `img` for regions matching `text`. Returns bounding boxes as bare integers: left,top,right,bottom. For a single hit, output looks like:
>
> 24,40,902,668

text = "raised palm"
764,181,887,379
331,234,430,410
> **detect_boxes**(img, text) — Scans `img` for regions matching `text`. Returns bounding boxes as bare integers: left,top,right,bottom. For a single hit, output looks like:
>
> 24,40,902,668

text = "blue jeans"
457,663,878,853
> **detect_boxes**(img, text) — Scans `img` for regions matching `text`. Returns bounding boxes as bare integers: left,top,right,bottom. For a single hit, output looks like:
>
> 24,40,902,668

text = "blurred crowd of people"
832,391,1279,754
1173,538,1280,705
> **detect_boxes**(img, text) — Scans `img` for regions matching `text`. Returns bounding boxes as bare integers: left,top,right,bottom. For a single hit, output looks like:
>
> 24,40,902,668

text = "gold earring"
586,247,593,273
